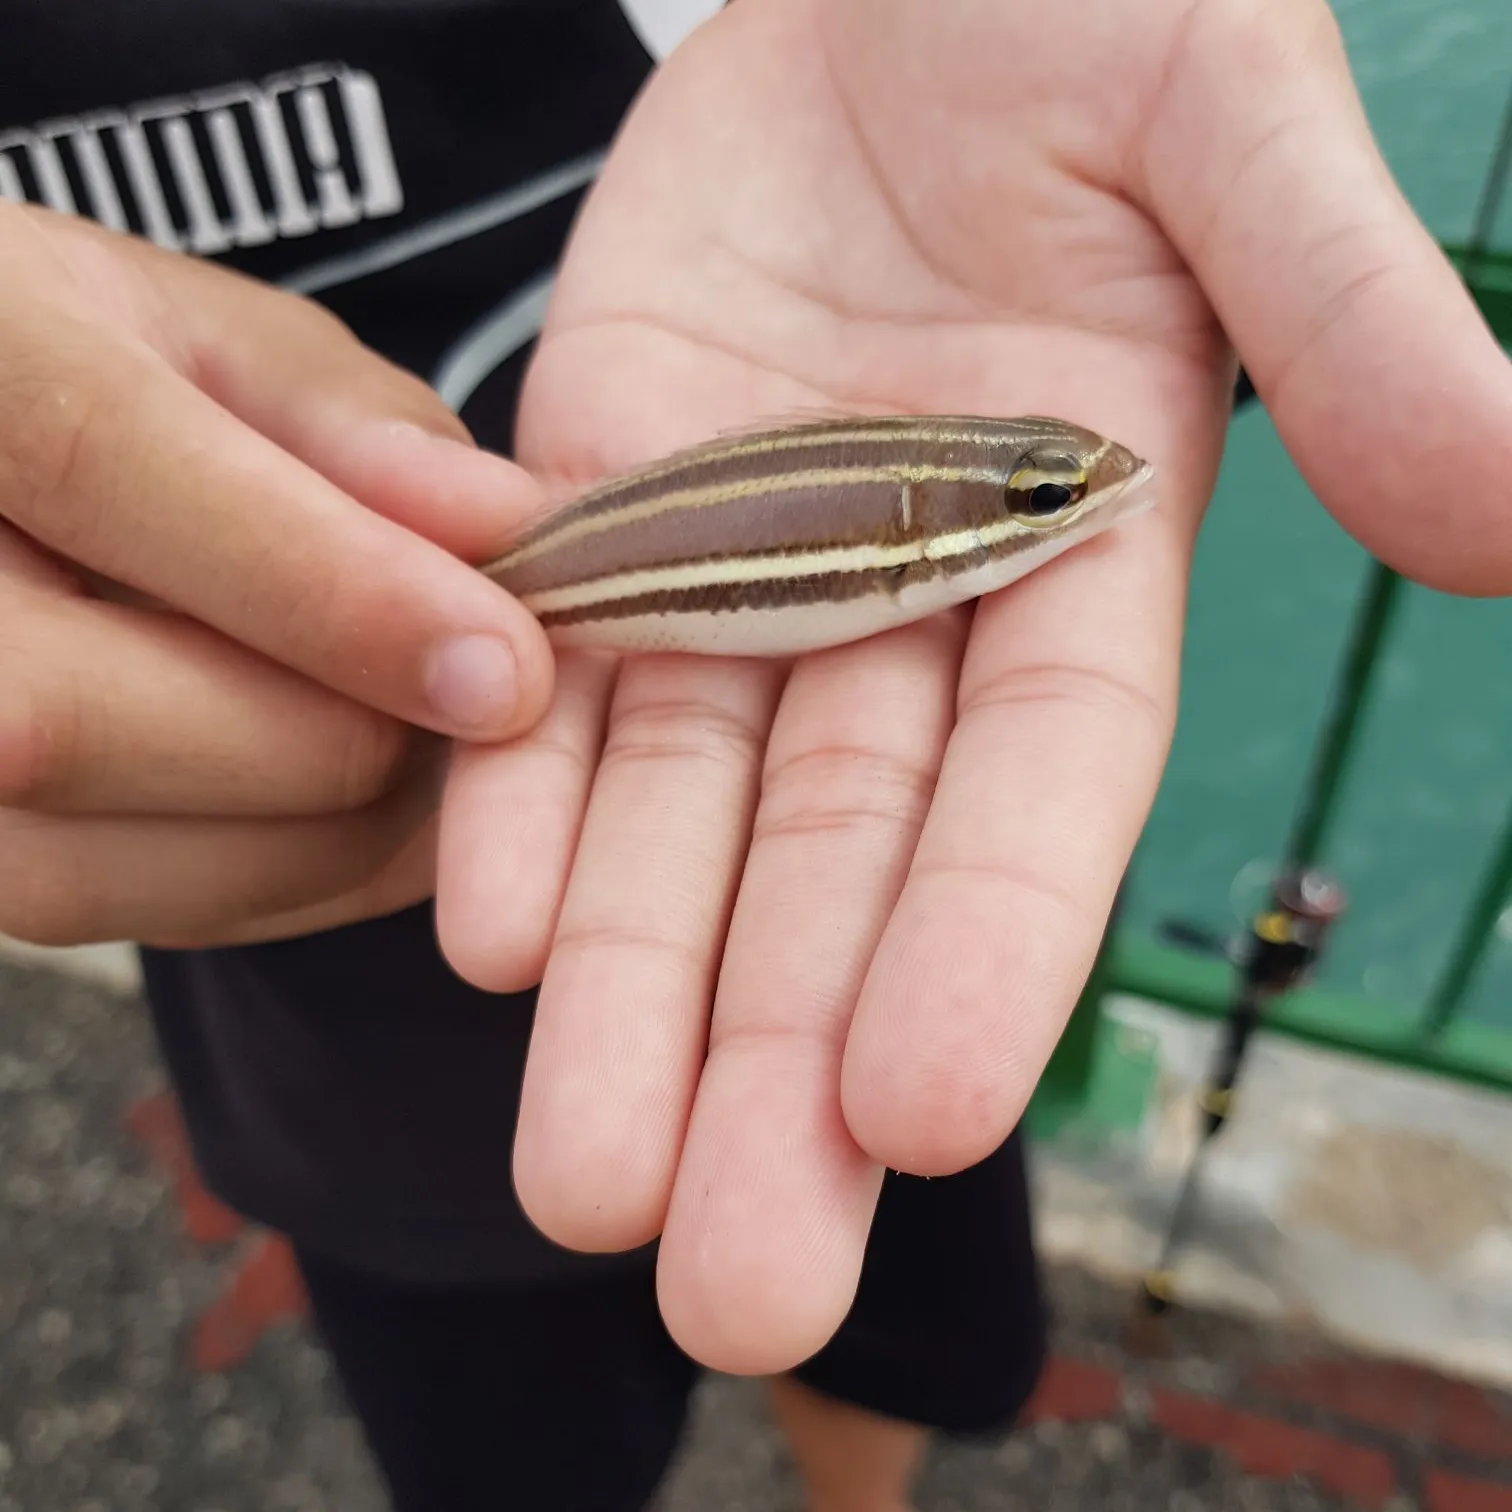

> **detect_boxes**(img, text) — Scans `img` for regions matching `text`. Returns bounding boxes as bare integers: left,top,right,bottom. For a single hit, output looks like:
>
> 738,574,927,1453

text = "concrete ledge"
1035,995,1512,1392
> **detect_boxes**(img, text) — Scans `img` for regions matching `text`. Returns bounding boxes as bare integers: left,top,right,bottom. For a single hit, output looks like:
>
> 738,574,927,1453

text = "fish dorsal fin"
707,403,872,440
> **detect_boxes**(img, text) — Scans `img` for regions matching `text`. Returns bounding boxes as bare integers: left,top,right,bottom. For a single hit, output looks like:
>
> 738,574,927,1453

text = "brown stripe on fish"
515,497,1069,621
483,415,1109,580
496,469,1014,597
533,554,963,629
491,458,1005,580
555,414,1099,514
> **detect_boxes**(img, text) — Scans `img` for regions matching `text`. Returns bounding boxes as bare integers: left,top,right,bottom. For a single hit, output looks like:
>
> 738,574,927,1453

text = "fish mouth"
1106,460,1158,521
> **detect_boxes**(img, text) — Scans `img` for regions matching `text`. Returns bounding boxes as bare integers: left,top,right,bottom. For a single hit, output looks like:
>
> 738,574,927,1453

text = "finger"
841,498,1195,1176
0,588,421,817
1144,0,1512,594
0,766,438,950
509,655,785,1255
32,204,548,563
0,518,82,594
149,813,440,948
0,232,552,744
655,614,966,1375
435,652,620,992
159,254,550,561
0,332,552,743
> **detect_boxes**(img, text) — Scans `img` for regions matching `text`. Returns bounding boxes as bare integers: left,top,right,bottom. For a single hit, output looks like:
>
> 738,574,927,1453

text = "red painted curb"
191,1233,310,1374
1021,1357,1124,1424
1152,1389,1398,1507
1424,1468,1512,1512
1251,1358,1512,1462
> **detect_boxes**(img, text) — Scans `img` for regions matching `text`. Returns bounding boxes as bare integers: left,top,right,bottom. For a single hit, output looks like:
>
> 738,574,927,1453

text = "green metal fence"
1030,151,1512,1137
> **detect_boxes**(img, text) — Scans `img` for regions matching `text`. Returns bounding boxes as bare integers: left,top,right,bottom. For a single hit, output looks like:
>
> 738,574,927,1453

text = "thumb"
1144,0,1512,596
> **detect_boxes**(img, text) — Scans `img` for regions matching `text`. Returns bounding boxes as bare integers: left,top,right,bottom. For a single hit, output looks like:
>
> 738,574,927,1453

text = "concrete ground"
4,946,1512,1511
1034,995,1512,1392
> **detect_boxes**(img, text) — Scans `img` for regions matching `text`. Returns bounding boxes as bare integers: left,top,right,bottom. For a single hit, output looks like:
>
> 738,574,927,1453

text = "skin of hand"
433,0,1512,1375
0,203,556,948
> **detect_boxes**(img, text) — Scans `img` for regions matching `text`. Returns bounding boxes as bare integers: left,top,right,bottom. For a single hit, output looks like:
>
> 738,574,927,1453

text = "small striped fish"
481,414,1155,657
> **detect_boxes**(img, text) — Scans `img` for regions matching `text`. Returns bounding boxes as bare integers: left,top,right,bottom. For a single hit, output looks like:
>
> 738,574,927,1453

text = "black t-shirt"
5,0,723,1285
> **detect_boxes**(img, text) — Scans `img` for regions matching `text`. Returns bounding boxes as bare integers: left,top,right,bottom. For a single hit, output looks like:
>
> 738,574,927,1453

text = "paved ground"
4,958,1512,1512
1032,993,1512,1391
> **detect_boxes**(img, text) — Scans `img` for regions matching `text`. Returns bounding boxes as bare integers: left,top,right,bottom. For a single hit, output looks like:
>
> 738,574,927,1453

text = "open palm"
435,0,1512,1374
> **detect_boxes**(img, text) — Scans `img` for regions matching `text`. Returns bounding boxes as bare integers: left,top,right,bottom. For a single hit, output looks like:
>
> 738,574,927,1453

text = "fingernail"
425,634,519,736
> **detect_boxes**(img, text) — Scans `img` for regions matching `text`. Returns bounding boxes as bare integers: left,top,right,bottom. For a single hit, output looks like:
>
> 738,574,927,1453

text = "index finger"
0,328,553,743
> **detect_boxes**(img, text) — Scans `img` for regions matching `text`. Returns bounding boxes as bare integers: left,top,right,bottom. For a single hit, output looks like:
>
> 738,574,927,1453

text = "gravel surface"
0,956,1481,1511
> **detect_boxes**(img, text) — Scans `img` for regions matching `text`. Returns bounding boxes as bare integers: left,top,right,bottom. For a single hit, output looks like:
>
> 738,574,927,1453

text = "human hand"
0,205,554,948
435,0,1512,1373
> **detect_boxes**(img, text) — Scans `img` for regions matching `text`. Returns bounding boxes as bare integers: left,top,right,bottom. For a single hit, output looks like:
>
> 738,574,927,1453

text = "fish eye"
1006,451,1088,522
1028,481,1073,514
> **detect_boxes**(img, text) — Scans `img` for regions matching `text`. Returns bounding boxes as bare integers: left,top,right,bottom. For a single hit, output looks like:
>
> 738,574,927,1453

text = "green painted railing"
1030,240,1512,1136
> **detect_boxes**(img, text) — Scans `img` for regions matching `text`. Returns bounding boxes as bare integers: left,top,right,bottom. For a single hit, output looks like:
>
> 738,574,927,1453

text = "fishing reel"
1157,864,1347,995
1240,867,1348,1000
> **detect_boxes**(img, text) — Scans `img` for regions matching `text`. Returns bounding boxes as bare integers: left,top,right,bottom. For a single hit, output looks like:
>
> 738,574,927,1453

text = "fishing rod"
1127,557,1386,1341
1130,866,1346,1345
1128,379,1393,1342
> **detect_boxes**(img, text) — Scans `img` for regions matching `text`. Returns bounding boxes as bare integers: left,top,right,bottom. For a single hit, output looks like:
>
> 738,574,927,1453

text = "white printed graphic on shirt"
0,64,403,255
616,0,724,61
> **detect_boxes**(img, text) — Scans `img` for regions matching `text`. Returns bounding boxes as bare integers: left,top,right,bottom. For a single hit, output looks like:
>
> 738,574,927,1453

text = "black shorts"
140,906,1047,1510
293,1133,1048,1512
